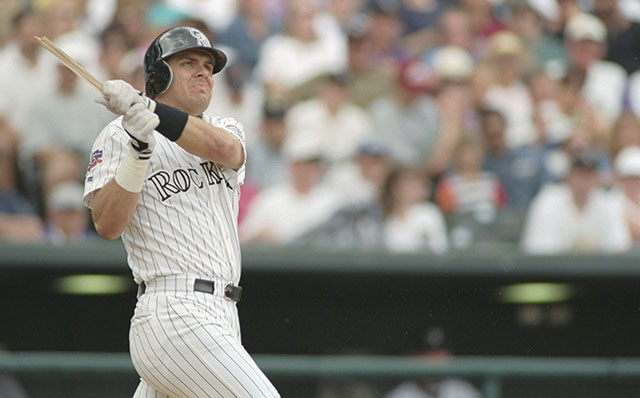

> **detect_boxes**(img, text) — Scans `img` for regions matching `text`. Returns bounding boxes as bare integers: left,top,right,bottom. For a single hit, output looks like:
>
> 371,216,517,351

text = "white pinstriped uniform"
83,114,280,398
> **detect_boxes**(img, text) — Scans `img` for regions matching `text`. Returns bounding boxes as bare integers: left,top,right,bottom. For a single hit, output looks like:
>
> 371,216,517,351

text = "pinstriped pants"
129,288,280,398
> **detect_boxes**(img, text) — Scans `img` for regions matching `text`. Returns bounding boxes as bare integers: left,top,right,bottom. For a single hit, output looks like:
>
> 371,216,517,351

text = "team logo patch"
189,28,211,47
87,149,103,174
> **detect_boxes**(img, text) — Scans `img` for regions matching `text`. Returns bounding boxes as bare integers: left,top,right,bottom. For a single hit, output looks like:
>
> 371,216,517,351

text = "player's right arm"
91,181,139,240
85,103,158,240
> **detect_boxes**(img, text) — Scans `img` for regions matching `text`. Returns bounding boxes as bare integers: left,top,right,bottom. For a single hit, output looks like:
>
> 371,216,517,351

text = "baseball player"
83,26,280,398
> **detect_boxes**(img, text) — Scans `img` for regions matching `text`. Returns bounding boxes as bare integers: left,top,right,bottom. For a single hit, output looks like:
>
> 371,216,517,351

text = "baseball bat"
35,36,103,93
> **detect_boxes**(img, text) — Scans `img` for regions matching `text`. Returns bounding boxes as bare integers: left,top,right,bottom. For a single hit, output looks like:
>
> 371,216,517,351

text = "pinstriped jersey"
83,114,246,285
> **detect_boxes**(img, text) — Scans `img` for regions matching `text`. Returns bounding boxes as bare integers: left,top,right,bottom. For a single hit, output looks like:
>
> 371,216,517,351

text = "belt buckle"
224,283,242,302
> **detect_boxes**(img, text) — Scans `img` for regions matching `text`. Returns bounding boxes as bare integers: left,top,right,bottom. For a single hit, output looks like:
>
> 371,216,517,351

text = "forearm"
91,179,139,240
176,116,244,169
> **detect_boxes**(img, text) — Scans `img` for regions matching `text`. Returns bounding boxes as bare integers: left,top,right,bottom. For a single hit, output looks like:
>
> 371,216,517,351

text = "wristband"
115,148,150,193
154,102,188,141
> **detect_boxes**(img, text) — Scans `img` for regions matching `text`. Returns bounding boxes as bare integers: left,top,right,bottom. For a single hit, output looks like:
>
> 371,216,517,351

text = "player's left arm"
175,117,244,170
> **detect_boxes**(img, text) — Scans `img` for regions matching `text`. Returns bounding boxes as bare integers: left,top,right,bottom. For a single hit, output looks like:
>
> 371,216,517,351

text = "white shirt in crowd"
285,98,373,164
255,12,347,90
520,184,631,254
240,183,342,245
384,203,449,254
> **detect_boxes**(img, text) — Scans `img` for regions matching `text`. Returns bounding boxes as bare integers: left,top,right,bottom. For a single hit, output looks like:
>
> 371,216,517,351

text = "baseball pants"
129,277,280,398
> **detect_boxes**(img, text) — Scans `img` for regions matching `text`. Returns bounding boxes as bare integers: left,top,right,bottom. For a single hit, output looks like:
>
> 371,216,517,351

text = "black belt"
138,278,243,303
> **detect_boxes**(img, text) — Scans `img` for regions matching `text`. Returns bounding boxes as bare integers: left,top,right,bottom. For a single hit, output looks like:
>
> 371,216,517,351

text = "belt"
138,277,242,303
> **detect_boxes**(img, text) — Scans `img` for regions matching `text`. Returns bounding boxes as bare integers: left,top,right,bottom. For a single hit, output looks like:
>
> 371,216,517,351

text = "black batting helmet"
144,26,227,97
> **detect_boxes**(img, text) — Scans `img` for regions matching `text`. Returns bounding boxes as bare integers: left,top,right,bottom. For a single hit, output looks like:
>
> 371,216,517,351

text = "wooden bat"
35,36,103,93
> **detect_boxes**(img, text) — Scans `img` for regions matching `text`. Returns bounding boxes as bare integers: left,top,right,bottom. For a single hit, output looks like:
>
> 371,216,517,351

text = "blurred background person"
480,108,551,210
610,146,640,249
608,112,640,161
42,181,96,245
435,136,508,216
254,0,347,99
339,15,396,109
245,99,291,190
219,0,279,73
0,7,55,138
561,12,626,136
0,116,42,242
385,326,481,398
381,166,448,254
480,30,540,148
19,35,114,211
520,151,630,254
592,0,640,75
369,58,440,167
240,135,342,246
285,72,374,169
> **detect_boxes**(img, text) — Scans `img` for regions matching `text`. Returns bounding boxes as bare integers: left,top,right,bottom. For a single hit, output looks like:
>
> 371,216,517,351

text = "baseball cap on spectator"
488,30,525,58
564,13,607,43
432,46,474,82
283,134,324,163
571,150,600,170
357,139,390,157
263,99,287,119
614,146,640,177
47,182,85,211
397,59,438,94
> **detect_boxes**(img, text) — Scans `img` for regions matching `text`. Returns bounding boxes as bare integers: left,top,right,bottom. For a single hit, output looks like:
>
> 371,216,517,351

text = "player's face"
160,50,215,115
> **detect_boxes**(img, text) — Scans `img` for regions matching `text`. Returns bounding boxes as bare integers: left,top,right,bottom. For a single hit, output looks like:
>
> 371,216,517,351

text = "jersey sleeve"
218,116,247,186
83,118,129,209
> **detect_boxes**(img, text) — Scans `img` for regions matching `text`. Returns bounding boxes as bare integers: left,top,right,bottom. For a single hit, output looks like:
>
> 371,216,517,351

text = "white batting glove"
96,80,144,115
122,103,159,159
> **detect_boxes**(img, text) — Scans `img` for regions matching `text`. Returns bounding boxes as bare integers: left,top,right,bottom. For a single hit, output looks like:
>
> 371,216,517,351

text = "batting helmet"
144,26,227,97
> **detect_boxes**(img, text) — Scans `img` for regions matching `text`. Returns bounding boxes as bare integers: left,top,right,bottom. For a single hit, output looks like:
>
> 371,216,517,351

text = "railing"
1,352,640,398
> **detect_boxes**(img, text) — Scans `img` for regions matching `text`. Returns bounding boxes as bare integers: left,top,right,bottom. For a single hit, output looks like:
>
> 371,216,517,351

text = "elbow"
207,139,244,169
93,217,124,241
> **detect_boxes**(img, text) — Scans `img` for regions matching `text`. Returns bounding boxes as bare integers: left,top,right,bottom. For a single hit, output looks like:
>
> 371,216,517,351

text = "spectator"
327,138,394,206
480,108,550,210
520,151,630,254
0,7,56,136
254,0,347,98
20,36,114,202
593,0,640,75
506,0,567,74
481,30,540,148
240,135,342,246
365,0,409,69
609,112,640,160
164,0,238,33
96,22,132,81
0,117,43,242
285,72,374,166
369,58,440,167
385,326,481,398
435,136,508,215
43,181,96,245
432,8,476,55
342,15,396,109
562,12,626,131
381,166,448,253
219,0,279,71
611,146,640,248
458,0,505,39
245,99,291,189
426,46,477,177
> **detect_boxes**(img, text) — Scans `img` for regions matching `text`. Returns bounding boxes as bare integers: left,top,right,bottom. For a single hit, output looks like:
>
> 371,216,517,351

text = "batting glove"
122,103,159,159
96,80,145,115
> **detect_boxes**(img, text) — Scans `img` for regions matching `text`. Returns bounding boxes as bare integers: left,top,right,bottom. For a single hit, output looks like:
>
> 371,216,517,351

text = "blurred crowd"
3,0,640,254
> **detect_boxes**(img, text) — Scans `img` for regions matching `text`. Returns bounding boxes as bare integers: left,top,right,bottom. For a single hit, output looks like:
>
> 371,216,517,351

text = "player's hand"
122,103,159,158
96,80,145,115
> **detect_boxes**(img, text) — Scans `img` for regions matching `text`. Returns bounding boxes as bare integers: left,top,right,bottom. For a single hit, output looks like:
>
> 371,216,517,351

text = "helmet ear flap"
145,60,173,97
